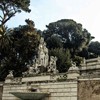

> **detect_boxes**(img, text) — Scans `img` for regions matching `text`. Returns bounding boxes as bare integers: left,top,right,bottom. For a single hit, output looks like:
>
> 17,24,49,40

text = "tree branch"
0,20,2,22
2,11,17,26
0,2,18,27
0,16,3,19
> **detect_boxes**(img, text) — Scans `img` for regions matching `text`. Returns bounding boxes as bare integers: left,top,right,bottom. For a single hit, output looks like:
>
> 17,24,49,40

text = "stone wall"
78,78,100,100
2,75,78,100
0,87,3,100
0,83,3,100
2,77,100,100
2,84,25,100
33,81,78,100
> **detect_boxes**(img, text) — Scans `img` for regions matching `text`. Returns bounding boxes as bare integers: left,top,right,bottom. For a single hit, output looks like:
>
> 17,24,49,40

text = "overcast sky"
7,0,100,41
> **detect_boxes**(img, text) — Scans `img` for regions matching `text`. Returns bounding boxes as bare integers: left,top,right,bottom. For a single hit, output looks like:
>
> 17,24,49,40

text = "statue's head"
40,37,44,44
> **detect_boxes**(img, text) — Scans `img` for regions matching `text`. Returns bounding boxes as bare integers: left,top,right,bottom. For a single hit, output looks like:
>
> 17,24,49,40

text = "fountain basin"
10,92,50,100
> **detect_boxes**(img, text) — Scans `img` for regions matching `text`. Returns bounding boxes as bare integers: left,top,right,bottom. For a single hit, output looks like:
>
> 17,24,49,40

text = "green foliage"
0,0,31,34
78,48,89,59
12,20,40,62
46,35,63,49
78,41,100,59
43,19,95,69
0,4,31,78
0,19,40,80
88,41,100,56
73,55,83,66
49,48,71,73
43,19,94,55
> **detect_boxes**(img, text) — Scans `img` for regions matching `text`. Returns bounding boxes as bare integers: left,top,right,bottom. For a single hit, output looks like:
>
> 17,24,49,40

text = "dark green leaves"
88,41,100,56
0,19,40,80
0,0,31,30
43,19,94,70
49,48,71,73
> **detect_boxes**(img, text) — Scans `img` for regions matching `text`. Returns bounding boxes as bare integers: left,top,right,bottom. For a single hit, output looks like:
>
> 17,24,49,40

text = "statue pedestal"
67,71,80,79
67,64,80,79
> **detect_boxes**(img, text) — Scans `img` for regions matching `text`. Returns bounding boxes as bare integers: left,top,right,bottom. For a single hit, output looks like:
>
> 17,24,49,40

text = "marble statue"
47,56,58,74
23,37,58,76
68,61,79,73
6,70,13,78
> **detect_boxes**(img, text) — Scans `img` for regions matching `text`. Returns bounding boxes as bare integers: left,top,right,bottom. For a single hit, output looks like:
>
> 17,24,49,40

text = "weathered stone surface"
78,79,100,100
2,80,78,100
67,61,80,79
2,38,100,100
0,85,3,100
23,37,58,76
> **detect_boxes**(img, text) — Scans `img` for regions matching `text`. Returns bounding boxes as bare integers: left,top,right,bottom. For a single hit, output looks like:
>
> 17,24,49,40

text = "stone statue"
6,70,13,79
68,61,79,73
71,61,76,67
38,37,49,67
28,66,34,75
23,37,58,76
48,56,58,74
